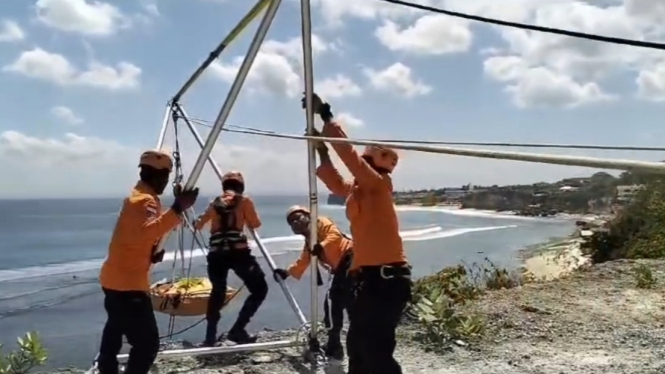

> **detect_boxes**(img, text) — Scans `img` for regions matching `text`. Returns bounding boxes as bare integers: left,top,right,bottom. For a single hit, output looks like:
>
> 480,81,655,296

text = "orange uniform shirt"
195,194,261,233
287,216,353,280
99,181,181,291
316,121,407,270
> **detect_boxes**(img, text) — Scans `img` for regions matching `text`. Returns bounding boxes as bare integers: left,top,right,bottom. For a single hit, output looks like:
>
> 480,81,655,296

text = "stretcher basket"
150,277,239,317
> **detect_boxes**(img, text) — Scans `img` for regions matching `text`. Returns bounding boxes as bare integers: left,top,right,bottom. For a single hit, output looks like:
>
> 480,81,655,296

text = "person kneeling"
274,206,353,360
195,171,267,346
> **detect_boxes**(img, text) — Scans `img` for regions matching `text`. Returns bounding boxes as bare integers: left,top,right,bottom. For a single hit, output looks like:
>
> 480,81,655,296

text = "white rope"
214,127,665,174
365,139,665,152
179,116,665,152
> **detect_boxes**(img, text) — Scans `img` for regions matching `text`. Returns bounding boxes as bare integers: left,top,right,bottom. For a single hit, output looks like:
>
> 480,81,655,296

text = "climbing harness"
208,194,250,252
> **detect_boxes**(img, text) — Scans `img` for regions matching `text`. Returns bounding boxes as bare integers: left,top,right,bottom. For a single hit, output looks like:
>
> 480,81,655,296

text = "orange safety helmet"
222,171,244,184
286,205,309,221
138,150,173,171
362,145,399,173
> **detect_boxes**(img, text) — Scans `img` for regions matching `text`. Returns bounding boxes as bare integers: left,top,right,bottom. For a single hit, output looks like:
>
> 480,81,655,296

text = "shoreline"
520,236,590,280
394,202,605,221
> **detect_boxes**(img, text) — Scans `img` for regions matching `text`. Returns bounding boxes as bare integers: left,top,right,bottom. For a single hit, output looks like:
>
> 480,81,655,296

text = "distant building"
616,185,644,203
559,186,579,192
561,177,591,186
444,188,468,200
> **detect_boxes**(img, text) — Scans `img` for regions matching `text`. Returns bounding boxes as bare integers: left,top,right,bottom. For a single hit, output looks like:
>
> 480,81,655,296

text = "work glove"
150,242,165,264
305,128,329,154
310,243,324,257
273,268,289,282
151,249,165,264
172,186,200,214
301,93,333,121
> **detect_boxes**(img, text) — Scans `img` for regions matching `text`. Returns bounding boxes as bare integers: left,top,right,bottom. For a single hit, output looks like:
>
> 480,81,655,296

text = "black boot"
324,332,344,360
202,323,218,347
227,323,257,344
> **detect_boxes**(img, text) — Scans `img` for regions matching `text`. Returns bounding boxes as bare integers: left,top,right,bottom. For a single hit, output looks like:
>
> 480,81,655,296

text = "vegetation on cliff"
586,171,665,262
0,332,48,374
407,259,526,350
459,172,619,214
391,171,646,215
407,168,665,355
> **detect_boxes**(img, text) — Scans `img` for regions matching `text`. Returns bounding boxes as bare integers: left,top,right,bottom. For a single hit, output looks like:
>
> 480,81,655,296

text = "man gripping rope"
194,171,268,346
97,150,199,374
273,206,354,360
305,94,412,374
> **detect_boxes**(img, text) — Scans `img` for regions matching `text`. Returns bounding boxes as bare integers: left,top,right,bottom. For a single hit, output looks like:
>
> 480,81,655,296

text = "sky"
1,0,665,198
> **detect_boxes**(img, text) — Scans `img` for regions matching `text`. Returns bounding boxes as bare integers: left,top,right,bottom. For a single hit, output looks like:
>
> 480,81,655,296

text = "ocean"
0,196,575,370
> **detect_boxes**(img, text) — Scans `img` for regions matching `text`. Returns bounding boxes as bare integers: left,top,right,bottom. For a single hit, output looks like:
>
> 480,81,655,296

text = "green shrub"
633,264,657,289
0,332,48,374
410,284,485,350
588,178,665,262
408,259,524,350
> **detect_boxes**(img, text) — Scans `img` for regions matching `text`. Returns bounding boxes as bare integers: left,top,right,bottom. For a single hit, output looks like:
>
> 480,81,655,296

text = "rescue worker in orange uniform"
304,94,412,374
97,150,199,374
273,205,353,360
194,171,267,346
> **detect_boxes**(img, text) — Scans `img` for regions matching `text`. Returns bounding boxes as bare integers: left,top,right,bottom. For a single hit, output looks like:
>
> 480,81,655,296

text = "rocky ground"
48,259,665,374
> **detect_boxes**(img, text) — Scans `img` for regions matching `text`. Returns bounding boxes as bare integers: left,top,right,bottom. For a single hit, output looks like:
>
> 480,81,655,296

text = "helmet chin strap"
361,155,390,174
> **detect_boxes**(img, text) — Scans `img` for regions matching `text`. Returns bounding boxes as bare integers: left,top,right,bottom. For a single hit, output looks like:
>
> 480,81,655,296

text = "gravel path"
47,259,665,374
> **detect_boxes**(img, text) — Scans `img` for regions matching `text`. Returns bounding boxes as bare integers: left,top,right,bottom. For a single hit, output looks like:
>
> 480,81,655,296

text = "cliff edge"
48,258,665,374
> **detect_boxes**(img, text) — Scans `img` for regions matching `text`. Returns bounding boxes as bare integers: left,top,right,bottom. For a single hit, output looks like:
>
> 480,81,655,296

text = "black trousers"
97,288,159,374
346,265,412,374
323,250,353,338
206,250,268,336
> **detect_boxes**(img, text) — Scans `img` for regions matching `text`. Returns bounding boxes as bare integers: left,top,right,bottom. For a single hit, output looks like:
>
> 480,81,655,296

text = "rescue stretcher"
150,277,239,317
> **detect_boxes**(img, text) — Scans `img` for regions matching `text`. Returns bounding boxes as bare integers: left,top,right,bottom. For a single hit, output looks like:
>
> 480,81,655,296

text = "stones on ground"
249,352,279,364
44,259,665,374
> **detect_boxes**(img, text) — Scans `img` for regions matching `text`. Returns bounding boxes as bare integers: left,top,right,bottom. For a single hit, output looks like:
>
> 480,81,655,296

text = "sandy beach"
522,238,590,280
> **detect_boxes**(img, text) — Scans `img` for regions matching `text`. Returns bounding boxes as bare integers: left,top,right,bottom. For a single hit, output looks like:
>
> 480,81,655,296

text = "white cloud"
7,0,665,199
316,74,362,99
51,106,84,125
312,0,430,25
484,56,615,108
636,60,665,101
263,34,330,60
506,67,615,109
143,3,159,17
210,50,301,97
337,112,364,127
35,0,129,36
0,130,312,198
0,131,125,166
3,48,141,90
475,0,665,107
209,35,331,97
0,20,25,42
375,14,472,55
364,62,432,97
